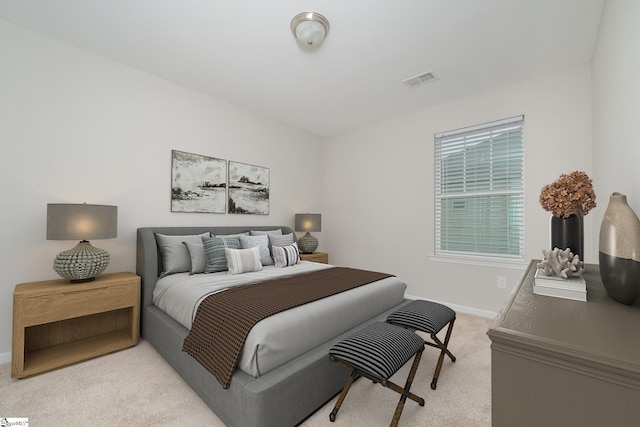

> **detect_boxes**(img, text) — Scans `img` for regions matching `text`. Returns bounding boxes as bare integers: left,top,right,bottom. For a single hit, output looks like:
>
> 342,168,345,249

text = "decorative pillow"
268,233,295,248
272,242,300,268
225,247,263,275
155,232,210,276
238,234,273,266
202,236,240,273
214,232,250,238
182,241,206,274
250,229,283,236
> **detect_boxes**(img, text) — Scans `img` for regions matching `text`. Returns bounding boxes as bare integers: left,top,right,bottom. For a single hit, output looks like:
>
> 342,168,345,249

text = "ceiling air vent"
403,71,438,88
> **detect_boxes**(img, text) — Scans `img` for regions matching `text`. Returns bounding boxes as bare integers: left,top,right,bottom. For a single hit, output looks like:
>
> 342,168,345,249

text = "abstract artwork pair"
170,150,269,215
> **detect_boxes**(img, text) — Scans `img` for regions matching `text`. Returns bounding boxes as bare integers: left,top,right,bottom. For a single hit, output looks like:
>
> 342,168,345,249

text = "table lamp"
47,203,117,282
295,213,321,254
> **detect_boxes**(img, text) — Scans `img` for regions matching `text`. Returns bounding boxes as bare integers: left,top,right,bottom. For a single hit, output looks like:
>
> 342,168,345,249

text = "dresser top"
489,260,640,377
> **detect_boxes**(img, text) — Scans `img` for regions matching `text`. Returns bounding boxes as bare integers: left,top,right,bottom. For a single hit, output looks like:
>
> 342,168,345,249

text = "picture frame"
228,161,270,214
171,150,227,213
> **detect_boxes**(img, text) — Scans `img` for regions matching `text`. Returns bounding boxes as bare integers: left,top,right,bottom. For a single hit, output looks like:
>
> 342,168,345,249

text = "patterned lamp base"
53,240,110,282
298,232,319,254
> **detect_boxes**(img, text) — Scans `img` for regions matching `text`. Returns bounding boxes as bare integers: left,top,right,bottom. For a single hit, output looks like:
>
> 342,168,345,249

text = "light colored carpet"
0,312,491,426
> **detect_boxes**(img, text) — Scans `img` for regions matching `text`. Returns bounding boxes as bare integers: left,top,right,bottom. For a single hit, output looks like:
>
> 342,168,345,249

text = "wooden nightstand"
12,272,140,378
299,252,329,264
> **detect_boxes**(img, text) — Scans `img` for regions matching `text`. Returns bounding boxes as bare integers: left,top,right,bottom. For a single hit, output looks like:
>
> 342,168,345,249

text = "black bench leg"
431,318,456,390
330,368,357,422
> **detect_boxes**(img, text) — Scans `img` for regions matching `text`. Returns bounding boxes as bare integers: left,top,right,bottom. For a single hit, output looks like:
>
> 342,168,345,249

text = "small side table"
12,272,140,378
300,252,329,264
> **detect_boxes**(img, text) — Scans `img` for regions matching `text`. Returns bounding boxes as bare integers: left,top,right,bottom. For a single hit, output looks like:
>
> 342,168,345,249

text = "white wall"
591,0,640,245
0,20,324,358
323,64,594,314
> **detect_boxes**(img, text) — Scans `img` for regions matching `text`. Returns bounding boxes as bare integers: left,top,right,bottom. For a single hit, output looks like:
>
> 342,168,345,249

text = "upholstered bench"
387,299,456,390
329,322,426,427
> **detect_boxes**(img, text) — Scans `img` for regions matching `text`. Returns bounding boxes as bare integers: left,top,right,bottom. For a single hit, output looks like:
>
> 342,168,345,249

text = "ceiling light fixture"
291,12,330,48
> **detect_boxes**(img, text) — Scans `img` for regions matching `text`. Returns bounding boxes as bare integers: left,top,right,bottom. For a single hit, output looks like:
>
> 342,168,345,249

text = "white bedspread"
153,262,407,377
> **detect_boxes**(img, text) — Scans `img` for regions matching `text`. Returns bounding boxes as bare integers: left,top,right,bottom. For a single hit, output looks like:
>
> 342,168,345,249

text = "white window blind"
434,116,524,260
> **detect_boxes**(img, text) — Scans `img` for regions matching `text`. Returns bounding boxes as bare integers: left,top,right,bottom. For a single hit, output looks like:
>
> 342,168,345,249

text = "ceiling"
0,1,605,137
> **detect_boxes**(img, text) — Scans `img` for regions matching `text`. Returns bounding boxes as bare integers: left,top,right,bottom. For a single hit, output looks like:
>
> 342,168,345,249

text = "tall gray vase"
598,192,640,305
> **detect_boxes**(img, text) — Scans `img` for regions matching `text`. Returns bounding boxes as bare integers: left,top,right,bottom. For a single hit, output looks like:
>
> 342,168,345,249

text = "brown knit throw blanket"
182,267,394,389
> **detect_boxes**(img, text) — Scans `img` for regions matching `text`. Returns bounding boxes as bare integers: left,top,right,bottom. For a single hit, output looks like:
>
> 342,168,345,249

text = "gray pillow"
238,234,273,266
250,229,283,236
202,236,240,273
183,241,207,274
155,232,210,276
214,232,250,238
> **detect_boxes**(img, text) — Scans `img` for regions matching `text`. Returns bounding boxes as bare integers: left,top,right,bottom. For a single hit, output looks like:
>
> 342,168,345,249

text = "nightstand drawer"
300,252,329,264
21,284,137,326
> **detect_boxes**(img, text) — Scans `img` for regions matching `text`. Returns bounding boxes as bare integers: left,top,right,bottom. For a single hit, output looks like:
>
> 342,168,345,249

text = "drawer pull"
63,287,107,296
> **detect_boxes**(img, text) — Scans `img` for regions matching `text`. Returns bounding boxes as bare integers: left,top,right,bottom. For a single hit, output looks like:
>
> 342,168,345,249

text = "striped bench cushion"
329,322,425,381
386,300,455,335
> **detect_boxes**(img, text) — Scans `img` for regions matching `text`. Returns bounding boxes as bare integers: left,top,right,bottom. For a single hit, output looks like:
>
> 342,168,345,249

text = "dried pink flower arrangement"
539,171,597,218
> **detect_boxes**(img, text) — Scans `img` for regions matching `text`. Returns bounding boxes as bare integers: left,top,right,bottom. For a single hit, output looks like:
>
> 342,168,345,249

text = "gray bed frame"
136,226,410,427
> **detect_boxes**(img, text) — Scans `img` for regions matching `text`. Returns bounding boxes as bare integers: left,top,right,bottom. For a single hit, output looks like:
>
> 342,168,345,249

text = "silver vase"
598,192,640,304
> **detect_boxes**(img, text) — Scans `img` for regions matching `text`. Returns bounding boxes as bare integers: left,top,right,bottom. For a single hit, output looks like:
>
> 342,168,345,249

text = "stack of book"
533,269,587,301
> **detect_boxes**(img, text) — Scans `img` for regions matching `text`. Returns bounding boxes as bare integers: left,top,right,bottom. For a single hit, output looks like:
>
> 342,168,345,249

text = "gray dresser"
488,260,640,427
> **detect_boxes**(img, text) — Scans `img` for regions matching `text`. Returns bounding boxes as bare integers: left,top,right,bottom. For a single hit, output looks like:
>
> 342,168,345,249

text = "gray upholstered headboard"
136,226,296,312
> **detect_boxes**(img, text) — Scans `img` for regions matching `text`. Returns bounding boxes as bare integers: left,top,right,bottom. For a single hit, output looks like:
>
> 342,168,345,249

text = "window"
434,116,524,261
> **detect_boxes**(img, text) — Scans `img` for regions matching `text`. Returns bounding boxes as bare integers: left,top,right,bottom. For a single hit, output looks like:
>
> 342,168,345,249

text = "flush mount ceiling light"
291,12,330,48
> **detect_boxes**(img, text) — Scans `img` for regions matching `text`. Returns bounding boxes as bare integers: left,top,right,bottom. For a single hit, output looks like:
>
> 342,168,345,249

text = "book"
533,269,587,301
533,269,586,289
533,283,587,301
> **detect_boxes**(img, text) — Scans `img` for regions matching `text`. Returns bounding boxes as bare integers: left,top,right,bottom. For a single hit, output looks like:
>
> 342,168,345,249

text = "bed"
136,226,411,427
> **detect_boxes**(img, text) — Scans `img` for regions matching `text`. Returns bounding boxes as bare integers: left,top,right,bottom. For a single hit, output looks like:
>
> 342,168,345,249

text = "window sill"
427,254,528,270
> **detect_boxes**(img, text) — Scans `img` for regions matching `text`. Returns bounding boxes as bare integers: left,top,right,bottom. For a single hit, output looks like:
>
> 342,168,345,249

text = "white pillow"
225,247,263,275
272,242,300,268
238,234,273,266
155,232,210,276
182,241,206,274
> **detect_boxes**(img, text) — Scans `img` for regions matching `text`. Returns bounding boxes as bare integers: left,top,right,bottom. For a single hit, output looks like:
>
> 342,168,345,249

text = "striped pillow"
268,233,294,247
225,247,262,275
272,242,300,268
202,236,240,273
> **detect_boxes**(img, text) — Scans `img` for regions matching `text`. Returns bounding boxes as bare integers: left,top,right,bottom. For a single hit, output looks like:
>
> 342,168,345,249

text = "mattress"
153,261,407,377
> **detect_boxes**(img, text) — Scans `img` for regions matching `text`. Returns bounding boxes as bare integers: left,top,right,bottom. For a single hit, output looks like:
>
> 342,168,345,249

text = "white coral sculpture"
537,247,584,278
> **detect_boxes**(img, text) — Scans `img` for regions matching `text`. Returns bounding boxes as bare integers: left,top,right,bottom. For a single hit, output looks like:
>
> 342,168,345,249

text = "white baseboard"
404,294,498,319
0,351,11,365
